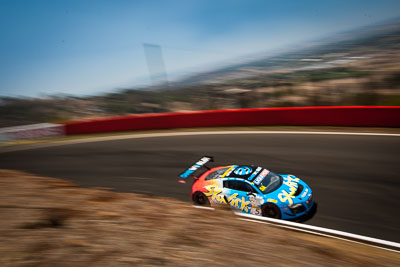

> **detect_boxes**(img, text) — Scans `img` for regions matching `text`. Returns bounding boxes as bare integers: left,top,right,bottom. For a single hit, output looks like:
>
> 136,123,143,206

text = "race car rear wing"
178,156,214,183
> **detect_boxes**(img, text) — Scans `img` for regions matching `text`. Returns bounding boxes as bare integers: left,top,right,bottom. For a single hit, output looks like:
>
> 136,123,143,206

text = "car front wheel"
262,203,281,219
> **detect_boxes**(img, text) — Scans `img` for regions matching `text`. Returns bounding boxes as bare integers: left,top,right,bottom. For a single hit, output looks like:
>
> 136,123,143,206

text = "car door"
222,179,257,214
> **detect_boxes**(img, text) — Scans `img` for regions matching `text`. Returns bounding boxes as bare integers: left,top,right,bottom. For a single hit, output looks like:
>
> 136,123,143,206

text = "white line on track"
239,218,400,254
1,130,399,153
192,205,400,253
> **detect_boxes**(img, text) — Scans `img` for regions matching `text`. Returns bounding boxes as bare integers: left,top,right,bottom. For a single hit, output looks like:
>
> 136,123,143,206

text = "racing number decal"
234,167,253,176
249,194,264,215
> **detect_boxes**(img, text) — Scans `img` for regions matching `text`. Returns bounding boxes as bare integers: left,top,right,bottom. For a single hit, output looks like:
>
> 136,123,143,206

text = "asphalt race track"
0,132,399,242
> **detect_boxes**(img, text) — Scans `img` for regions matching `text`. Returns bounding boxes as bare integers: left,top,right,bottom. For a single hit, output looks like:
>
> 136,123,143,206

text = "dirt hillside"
0,170,399,266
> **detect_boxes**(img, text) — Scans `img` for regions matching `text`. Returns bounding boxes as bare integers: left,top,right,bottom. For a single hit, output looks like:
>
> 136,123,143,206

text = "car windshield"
256,171,282,194
205,167,230,180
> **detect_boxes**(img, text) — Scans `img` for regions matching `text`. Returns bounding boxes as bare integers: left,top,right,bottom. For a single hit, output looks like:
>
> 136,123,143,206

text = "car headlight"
288,203,306,214
306,194,313,205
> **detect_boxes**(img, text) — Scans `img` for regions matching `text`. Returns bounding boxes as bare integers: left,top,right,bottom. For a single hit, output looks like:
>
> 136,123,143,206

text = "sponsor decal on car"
222,165,237,177
180,156,212,178
278,190,296,205
254,169,270,185
283,175,299,189
204,185,225,204
278,176,300,205
247,167,262,181
229,196,251,212
204,185,252,212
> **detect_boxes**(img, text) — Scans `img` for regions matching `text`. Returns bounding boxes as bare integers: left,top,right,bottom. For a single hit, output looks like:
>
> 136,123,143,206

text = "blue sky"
1,0,400,97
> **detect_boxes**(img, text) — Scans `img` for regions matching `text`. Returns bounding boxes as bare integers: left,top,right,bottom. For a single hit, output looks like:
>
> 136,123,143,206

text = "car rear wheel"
262,203,281,219
192,192,210,206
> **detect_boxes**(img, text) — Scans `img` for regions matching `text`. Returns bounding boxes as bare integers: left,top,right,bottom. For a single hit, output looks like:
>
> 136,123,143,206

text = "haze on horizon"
1,0,400,98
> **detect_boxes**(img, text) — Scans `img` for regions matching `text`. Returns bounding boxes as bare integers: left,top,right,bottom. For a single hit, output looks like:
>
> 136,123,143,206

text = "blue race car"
179,156,317,221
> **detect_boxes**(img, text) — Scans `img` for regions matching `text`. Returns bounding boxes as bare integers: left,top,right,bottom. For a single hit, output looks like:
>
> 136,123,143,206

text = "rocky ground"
0,170,399,266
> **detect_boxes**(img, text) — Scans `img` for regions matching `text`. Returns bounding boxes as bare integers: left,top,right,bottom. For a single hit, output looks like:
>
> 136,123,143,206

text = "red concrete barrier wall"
64,106,400,135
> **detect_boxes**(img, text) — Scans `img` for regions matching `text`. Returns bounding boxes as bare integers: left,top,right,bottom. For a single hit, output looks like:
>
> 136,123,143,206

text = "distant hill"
1,18,400,128
167,17,400,87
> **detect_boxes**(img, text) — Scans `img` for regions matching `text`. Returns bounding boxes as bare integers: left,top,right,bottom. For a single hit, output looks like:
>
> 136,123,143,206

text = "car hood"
266,174,311,206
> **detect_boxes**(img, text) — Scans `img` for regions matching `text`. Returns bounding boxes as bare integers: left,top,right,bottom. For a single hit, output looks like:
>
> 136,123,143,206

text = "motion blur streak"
0,133,399,242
